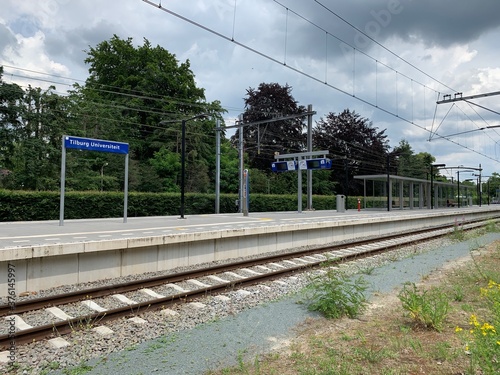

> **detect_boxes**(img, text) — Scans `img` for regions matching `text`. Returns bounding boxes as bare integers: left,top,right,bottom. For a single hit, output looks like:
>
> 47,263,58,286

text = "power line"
141,0,500,163
1,65,245,117
312,0,457,93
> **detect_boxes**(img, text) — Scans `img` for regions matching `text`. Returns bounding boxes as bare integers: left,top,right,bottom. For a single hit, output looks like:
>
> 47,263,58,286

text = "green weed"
398,283,450,331
456,280,500,375
304,271,368,319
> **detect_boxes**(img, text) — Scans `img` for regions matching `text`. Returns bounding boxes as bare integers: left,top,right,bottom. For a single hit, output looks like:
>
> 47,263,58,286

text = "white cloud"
1,0,499,176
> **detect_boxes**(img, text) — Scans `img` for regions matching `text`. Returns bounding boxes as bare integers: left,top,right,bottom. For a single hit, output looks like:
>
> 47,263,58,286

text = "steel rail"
0,218,492,348
0,219,487,317
0,224,464,317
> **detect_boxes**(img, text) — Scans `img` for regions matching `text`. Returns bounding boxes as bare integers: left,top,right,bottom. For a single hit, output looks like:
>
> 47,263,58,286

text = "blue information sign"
272,161,297,172
64,136,129,154
305,158,332,170
272,158,332,172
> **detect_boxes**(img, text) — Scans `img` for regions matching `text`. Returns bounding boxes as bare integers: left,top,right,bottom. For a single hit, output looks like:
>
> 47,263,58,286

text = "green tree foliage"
1,35,229,193
392,139,435,179
0,66,24,172
83,35,208,158
486,172,500,202
313,109,389,196
0,69,71,190
80,35,226,192
232,82,307,171
219,140,240,194
150,147,181,192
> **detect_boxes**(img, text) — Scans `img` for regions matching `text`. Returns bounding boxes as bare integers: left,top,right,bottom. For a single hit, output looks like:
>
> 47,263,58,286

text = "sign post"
272,150,330,212
60,135,130,226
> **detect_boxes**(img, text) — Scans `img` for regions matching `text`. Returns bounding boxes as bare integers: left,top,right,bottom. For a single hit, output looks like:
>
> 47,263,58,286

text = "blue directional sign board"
272,160,297,172
304,158,332,170
272,158,332,172
64,136,129,154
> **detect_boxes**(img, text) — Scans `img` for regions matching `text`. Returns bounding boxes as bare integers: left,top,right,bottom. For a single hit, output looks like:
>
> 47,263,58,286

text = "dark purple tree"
232,83,307,170
313,109,389,196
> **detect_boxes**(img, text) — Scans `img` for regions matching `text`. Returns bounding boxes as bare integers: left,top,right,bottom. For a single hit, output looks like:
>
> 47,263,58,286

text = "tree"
392,139,435,179
313,109,389,196
80,35,225,192
219,140,240,194
2,36,228,193
0,66,24,173
0,71,70,190
150,147,181,192
232,83,307,171
484,172,500,202
83,35,210,158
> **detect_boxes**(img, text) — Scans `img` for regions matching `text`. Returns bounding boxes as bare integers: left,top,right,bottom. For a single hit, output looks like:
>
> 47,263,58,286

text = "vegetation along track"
0,218,493,349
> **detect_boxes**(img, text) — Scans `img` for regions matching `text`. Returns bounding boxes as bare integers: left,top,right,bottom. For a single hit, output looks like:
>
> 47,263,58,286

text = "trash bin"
336,194,345,213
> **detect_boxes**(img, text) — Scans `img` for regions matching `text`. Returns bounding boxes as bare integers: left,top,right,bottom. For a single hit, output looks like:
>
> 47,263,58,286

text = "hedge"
0,190,361,221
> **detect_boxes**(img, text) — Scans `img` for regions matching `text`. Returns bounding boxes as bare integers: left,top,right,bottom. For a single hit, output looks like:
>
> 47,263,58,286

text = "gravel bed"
0,239,357,305
2,231,498,374
53,302,95,320
195,276,226,286
123,290,156,304
0,229,429,305
88,297,128,311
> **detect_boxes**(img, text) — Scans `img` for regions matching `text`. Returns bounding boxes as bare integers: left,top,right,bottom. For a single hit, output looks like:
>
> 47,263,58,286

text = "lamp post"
180,114,207,219
430,163,446,209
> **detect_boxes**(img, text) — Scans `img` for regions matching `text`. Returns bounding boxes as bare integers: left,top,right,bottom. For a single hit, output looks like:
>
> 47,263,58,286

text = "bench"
446,200,456,207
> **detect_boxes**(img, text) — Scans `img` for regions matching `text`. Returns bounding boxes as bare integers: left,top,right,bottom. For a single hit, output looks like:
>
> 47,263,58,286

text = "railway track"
0,218,490,349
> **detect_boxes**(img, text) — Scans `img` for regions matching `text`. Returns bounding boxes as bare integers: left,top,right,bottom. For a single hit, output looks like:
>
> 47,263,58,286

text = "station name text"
68,138,121,151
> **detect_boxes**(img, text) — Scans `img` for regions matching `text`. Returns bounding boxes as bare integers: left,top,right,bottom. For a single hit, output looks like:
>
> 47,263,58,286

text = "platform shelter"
354,174,473,210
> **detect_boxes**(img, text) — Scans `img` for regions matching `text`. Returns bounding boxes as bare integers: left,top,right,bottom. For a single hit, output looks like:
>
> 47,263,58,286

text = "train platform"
1,205,499,296
2,206,498,250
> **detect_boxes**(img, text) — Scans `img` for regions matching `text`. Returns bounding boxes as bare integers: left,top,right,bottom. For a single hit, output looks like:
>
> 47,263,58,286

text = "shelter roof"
354,174,461,188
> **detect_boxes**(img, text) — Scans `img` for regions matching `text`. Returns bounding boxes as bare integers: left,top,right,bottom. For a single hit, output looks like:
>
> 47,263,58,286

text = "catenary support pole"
215,119,220,214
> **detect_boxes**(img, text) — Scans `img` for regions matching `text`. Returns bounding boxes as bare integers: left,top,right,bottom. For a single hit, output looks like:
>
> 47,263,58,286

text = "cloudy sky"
1,0,500,180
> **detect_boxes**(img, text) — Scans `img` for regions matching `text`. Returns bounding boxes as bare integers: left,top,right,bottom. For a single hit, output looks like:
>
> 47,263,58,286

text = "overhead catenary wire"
141,0,500,163
3,2,499,165
1,65,246,119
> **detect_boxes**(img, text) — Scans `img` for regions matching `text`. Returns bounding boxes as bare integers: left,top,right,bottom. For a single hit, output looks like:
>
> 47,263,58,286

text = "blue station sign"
64,136,129,154
272,158,332,172
303,158,332,170
272,160,297,172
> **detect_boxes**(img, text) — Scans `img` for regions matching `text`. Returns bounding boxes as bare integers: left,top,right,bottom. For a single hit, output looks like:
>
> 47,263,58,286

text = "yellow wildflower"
469,314,480,327
480,322,496,336
455,326,463,333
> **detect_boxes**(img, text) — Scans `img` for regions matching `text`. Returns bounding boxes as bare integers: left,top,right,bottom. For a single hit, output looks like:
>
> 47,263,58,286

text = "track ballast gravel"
4,231,499,375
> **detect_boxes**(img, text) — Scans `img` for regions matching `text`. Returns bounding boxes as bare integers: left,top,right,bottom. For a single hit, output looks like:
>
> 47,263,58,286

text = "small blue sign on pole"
64,136,129,154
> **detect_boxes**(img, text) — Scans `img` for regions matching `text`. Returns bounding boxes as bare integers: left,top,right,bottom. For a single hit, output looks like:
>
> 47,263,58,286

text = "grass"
206,238,500,375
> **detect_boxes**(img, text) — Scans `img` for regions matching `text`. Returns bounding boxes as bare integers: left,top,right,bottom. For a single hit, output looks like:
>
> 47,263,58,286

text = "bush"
0,189,349,221
304,270,368,319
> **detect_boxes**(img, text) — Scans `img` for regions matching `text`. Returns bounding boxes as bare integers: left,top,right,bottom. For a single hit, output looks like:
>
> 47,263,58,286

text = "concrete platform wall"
1,209,498,296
